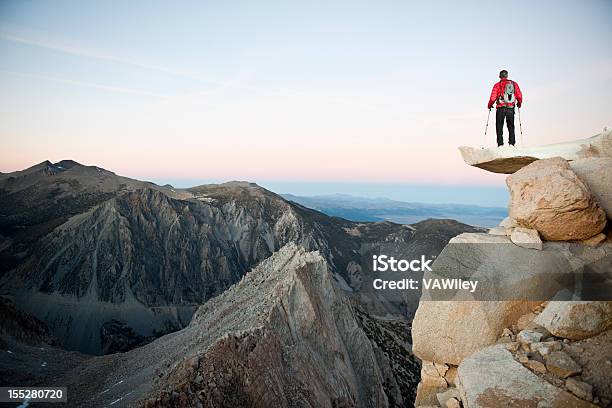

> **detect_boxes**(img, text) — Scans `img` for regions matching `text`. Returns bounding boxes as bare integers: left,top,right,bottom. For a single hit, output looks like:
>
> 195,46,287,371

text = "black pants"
496,107,515,146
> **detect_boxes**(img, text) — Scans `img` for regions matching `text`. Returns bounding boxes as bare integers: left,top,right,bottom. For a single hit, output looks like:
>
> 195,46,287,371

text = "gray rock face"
517,329,544,345
457,344,595,408
412,298,535,366
510,227,543,250
54,244,420,407
570,157,612,220
545,351,582,378
411,232,612,365
534,301,612,340
2,183,307,354
564,330,612,404
1,161,475,354
566,378,594,402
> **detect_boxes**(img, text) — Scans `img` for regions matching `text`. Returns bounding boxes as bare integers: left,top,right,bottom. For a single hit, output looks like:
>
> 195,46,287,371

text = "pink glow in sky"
1,1,611,189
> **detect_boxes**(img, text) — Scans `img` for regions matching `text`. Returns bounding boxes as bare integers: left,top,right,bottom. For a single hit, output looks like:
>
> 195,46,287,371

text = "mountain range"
0,160,480,406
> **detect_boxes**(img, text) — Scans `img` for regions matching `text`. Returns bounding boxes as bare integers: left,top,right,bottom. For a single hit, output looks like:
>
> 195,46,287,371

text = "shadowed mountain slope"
0,161,477,355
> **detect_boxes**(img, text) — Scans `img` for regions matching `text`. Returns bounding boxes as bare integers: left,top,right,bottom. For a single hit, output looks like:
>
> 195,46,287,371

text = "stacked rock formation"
412,129,612,407
506,157,607,242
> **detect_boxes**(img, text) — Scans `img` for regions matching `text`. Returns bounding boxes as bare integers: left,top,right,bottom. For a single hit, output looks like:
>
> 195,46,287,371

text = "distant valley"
282,193,507,227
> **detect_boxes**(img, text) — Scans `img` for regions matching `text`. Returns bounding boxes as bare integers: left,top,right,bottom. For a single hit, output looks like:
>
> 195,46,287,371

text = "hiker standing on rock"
488,70,523,147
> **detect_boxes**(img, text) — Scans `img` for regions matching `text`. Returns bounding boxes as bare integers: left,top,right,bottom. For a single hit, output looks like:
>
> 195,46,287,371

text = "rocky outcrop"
510,227,543,250
457,344,596,408
412,146,612,407
507,157,606,241
100,320,161,355
414,361,452,406
534,301,612,341
142,245,393,408
47,244,420,407
412,298,533,365
458,127,612,174
493,326,612,406
140,244,418,407
0,297,58,347
570,158,612,220
412,231,611,367
413,303,612,407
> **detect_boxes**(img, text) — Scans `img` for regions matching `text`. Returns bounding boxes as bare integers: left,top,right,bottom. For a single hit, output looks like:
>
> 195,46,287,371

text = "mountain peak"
17,159,82,175
53,159,81,170
14,160,65,176
221,180,260,188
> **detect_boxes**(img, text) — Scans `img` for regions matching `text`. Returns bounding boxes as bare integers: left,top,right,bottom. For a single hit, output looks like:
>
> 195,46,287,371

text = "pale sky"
1,1,611,206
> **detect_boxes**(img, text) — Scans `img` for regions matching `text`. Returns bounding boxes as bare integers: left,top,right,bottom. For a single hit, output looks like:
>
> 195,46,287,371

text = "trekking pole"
518,107,524,145
484,108,491,146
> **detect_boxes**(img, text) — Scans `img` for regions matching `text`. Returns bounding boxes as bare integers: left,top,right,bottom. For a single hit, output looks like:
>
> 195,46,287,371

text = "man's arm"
514,82,523,108
488,83,499,109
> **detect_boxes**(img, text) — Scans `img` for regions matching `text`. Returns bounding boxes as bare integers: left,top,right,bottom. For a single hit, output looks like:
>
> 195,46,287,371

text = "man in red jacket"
488,70,523,146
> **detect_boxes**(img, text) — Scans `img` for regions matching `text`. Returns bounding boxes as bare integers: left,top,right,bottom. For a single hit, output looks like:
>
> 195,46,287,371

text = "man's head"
499,70,508,79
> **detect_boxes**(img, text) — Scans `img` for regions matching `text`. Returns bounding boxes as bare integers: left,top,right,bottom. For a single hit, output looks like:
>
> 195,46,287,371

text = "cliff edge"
459,127,612,174
412,130,612,407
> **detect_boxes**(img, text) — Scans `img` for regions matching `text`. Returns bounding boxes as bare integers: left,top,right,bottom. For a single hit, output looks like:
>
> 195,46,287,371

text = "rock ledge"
459,128,612,174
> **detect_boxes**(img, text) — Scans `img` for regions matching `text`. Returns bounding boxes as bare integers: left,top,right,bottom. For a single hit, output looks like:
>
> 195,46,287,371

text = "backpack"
501,80,515,104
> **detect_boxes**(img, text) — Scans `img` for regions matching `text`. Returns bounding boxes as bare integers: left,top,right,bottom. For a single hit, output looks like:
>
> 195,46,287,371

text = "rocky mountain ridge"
0,160,476,356
2,244,422,407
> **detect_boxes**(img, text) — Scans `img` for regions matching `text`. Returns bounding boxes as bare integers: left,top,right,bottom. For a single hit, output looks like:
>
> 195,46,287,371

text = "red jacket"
488,79,522,109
